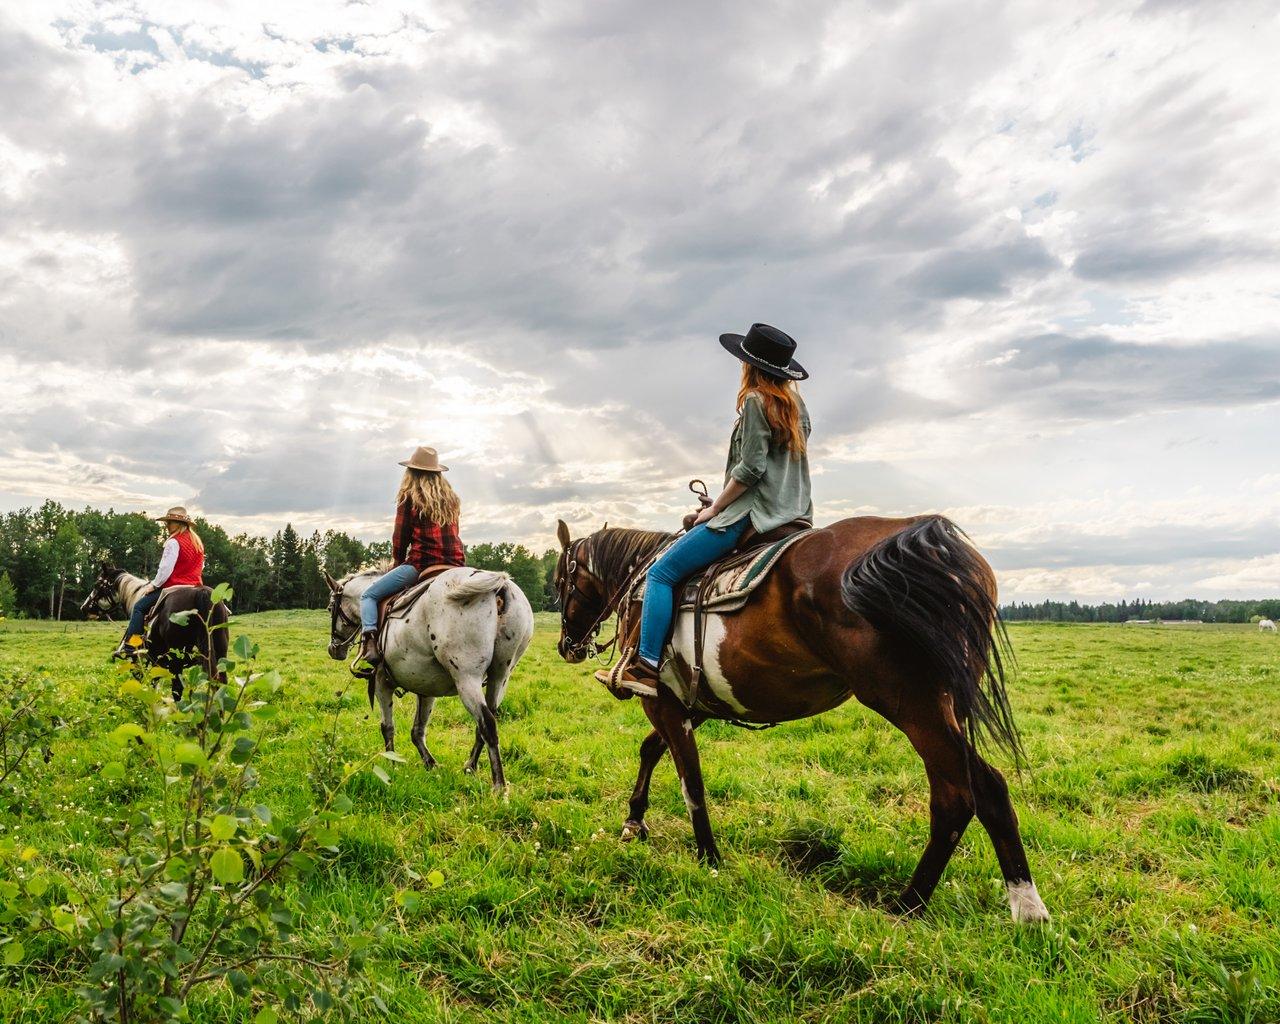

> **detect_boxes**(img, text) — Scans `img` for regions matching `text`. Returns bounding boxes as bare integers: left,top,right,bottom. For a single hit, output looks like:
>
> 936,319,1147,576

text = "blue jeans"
638,519,749,665
125,589,160,640
360,564,420,632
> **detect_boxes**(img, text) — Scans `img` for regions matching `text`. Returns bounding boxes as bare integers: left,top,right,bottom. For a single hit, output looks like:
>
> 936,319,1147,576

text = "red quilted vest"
165,530,205,588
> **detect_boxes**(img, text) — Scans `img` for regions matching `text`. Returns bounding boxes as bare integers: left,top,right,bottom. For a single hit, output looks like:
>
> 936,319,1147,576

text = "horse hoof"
619,820,649,843
463,764,476,776
1007,881,1051,924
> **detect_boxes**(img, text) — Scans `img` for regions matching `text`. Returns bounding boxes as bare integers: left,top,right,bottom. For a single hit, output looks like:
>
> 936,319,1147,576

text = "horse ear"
322,569,340,591
556,519,571,550
601,521,608,532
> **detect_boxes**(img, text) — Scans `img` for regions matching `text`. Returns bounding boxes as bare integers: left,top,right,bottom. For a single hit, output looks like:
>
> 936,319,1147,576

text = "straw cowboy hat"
719,322,808,381
154,506,194,525
399,446,449,473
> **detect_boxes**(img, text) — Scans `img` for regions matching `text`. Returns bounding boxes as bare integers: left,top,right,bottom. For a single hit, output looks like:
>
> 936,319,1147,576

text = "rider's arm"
150,538,179,589
696,478,748,525
728,393,770,487
391,500,410,566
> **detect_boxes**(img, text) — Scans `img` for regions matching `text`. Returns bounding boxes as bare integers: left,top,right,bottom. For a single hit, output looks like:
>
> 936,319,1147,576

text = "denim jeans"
638,518,749,665
125,589,160,640
360,563,420,632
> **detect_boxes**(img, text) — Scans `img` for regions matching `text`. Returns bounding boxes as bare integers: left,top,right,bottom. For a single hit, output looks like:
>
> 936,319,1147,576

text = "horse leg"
892,701,977,914
895,696,1048,922
465,670,508,775
376,675,395,753
642,691,720,865
970,753,1049,923
457,677,505,793
621,728,668,842
409,696,437,770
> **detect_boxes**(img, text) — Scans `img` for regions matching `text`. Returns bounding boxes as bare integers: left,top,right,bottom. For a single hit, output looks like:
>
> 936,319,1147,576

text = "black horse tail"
840,515,1023,768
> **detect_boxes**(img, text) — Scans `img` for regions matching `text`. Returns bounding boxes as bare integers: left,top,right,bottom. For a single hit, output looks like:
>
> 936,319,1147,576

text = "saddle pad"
631,529,810,615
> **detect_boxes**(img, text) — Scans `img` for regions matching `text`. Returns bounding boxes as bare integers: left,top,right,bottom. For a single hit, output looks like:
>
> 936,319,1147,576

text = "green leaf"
101,761,126,782
165,857,189,881
3,940,23,965
109,723,148,745
209,814,237,841
380,750,408,764
168,610,194,626
173,742,207,766
210,847,245,885
253,1009,279,1024
232,635,256,660
427,869,445,889
370,765,390,786
26,874,49,897
210,582,234,605
252,804,272,824
228,969,251,997
395,890,421,912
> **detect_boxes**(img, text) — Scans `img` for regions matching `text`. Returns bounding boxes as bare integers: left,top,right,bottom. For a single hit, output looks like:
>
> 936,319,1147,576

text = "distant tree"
468,542,546,611
269,524,307,609
0,572,16,618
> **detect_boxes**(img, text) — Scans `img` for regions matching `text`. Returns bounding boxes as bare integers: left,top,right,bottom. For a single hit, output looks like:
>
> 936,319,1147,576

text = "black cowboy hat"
719,323,807,381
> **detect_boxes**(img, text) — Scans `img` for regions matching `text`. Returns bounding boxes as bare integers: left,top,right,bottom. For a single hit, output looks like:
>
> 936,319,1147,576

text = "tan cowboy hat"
155,506,194,525
398,446,449,472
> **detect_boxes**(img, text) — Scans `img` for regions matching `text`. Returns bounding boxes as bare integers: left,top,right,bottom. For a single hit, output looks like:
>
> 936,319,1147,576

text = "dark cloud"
967,333,1280,419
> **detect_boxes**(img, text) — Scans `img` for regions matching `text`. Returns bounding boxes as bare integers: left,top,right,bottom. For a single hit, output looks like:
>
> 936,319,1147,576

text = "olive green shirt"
708,392,813,533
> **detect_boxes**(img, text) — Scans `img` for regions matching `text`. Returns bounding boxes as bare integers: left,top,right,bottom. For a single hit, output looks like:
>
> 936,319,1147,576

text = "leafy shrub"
0,598,392,1022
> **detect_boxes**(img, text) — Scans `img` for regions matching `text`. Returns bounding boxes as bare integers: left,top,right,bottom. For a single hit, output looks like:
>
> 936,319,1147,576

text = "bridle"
557,481,707,662
556,536,657,664
327,583,362,653
81,574,122,620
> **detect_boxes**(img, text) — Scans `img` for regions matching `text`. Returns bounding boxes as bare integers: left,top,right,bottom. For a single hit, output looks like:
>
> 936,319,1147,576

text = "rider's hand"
697,494,713,509
694,505,718,526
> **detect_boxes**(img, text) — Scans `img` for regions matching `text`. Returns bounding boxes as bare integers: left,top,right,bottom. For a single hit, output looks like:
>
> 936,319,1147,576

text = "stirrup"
596,649,660,700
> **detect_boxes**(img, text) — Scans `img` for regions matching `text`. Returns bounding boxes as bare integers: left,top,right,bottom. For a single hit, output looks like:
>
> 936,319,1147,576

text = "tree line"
0,501,561,620
1000,597,1280,624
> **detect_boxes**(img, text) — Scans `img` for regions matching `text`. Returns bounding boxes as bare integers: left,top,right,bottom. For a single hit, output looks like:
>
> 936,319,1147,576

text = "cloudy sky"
2,0,1278,601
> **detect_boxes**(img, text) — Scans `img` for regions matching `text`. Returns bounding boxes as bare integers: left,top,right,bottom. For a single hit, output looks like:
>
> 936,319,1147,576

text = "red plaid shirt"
392,500,465,570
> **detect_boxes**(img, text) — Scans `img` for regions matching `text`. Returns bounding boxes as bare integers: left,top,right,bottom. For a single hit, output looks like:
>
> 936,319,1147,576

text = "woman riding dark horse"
113,506,205,658
608,323,811,697
355,446,466,674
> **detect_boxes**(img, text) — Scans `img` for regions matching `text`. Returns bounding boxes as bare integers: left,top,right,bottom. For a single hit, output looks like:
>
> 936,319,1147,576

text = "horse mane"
587,527,673,583
340,560,393,584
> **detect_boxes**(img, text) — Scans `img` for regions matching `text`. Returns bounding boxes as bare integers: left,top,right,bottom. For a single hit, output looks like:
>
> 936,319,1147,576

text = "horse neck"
587,528,671,609
117,573,150,611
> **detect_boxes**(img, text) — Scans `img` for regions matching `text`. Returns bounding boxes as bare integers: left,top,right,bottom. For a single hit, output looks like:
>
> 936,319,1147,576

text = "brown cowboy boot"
595,651,661,700
353,630,382,679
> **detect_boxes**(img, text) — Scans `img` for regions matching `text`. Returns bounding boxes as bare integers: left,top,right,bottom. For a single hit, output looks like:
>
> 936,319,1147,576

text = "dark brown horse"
554,514,1049,922
81,565,229,699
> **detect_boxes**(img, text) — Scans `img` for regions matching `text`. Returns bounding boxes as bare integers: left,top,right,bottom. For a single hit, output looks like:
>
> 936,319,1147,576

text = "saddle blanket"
630,529,810,614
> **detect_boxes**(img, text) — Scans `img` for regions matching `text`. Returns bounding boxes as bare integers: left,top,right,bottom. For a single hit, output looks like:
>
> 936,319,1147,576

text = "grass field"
0,612,1277,1022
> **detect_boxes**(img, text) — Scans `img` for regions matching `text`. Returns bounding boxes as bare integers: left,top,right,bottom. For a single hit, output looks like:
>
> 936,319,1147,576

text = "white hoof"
1007,880,1050,924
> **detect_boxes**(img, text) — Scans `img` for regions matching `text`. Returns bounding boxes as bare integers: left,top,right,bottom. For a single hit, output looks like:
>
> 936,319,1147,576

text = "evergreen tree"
0,572,16,618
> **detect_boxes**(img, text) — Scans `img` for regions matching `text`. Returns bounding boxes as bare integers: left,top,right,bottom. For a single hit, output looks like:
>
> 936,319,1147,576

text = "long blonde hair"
167,522,205,553
397,468,461,524
737,365,806,458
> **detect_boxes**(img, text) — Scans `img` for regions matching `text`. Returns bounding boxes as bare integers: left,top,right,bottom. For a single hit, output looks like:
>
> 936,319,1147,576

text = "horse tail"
840,515,1023,767
446,570,511,602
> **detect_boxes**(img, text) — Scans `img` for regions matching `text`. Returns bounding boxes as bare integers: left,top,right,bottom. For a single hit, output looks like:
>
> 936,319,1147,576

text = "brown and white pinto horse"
554,514,1050,922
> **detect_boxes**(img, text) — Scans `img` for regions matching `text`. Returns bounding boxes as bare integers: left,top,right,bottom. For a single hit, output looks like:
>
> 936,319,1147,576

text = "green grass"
0,614,1277,1022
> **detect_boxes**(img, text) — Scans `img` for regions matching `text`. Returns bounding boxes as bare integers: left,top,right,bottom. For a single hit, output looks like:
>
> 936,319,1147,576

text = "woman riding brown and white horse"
555,324,1049,922
606,323,812,696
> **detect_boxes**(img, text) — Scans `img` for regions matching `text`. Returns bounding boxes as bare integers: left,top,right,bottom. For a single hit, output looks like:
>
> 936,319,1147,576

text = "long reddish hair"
736,365,806,458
